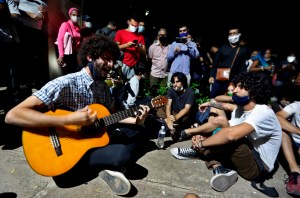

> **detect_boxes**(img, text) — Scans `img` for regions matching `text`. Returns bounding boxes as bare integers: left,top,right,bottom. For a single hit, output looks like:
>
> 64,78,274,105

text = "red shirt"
114,29,145,67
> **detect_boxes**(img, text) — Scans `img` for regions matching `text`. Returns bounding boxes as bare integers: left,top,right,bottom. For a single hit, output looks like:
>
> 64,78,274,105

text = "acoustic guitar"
22,96,167,177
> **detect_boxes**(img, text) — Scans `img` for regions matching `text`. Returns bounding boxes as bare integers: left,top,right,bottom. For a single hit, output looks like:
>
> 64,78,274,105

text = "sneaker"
99,170,131,195
170,147,199,160
285,172,300,196
210,166,238,192
177,130,189,142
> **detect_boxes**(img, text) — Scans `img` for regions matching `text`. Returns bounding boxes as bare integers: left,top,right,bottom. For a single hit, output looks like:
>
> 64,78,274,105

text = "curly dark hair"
78,35,121,67
233,71,273,104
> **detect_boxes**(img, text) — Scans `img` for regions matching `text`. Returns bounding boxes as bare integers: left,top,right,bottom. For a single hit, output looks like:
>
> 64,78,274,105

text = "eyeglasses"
179,29,187,33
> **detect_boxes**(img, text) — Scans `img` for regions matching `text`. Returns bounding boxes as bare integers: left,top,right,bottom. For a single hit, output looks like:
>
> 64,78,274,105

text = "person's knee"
111,145,132,167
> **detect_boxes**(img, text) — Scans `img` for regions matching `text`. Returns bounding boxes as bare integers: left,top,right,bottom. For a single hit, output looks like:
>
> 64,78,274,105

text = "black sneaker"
170,147,199,160
210,166,238,192
99,170,131,195
177,130,189,142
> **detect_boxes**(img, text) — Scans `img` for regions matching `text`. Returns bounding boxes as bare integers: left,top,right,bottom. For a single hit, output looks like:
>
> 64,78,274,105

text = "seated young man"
156,72,197,141
5,35,154,196
276,101,300,196
170,72,282,197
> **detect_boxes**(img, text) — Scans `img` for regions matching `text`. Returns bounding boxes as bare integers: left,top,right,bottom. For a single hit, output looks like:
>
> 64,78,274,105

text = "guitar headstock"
150,96,168,109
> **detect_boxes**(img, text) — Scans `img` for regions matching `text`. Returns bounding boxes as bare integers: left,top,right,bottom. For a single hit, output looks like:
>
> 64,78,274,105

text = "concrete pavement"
0,88,296,198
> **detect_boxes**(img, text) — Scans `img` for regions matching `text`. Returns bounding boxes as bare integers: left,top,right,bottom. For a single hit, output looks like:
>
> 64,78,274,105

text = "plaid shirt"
33,68,114,112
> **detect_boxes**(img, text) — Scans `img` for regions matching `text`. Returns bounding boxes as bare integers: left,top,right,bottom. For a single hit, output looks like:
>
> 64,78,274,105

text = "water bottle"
157,125,166,149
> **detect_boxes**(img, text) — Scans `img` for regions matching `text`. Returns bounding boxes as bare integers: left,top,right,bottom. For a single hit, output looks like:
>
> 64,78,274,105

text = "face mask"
287,56,296,63
228,33,241,44
88,61,101,80
173,86,183,92
179,32,188,38
138,26,145,33
84,22,92,28
129,25,138,33
71,16,78,23
141,74,146,79
159,36,167,44
232,94,250,106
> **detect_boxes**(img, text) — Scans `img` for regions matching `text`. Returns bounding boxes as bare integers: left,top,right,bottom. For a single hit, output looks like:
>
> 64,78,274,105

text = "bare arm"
215,95,233,103
193,122,254,149
199,101,236,112
249,59,264,72
174,103,192,121
276,110,300,136
5,96,97,128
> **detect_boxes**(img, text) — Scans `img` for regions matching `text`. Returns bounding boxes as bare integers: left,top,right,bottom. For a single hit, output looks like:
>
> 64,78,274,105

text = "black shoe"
177,130,189,142
210,166,238,192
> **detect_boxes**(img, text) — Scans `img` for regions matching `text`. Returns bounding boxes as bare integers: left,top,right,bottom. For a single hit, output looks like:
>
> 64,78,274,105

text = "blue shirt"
167,41,199,75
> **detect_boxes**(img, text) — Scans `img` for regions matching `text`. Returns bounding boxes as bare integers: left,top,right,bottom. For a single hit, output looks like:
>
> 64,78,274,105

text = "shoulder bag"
216,47,240,81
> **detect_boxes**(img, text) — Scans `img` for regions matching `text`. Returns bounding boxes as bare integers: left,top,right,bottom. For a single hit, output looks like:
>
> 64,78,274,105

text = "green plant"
143,79,210,104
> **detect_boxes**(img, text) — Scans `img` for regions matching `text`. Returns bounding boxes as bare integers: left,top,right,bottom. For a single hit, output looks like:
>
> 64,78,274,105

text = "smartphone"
133,40,138,44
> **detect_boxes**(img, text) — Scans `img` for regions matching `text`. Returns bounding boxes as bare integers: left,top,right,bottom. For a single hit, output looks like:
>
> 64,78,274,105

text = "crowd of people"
1,2,300,197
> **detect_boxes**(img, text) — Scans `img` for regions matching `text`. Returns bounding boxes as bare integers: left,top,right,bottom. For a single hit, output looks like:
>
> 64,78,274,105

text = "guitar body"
22,104,110,177
22,96,167,177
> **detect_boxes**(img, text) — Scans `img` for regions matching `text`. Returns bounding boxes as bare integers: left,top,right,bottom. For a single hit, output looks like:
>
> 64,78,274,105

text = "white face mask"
129,25,138,33
84,22,92,28
173,86,183,92
287,56,296,63
71,16,78,23
138,26,145,33
228,33,241,44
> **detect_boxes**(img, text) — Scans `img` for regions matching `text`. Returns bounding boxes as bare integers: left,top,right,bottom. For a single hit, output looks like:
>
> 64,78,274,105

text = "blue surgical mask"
179,32,188,38
232,95,250,106
84,22,92,28
138,26,145,33
129,25,138,33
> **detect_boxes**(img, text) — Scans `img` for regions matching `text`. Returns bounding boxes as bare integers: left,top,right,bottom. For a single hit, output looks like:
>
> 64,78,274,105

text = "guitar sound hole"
81,119,105,135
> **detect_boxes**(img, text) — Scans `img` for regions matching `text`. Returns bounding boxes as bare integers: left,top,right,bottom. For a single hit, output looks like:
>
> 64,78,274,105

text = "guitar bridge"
49,127,62,157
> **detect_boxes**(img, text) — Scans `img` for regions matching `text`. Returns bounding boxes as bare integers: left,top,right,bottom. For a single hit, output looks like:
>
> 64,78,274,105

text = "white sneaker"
170,147,199,160
210,166,238,192
99,170,131,195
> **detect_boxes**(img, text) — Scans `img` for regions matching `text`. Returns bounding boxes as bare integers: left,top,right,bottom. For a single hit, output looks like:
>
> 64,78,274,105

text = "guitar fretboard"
102,101,152,126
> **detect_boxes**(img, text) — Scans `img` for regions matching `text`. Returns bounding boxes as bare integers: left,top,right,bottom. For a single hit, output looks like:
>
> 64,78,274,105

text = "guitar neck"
102,101,153,126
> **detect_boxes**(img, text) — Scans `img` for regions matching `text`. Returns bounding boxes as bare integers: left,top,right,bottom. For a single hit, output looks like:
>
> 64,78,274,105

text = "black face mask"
159,36,168,44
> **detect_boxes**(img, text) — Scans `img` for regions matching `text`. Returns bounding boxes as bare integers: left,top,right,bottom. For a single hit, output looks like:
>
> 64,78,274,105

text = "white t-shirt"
229,104,282,172
282,101,300,144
